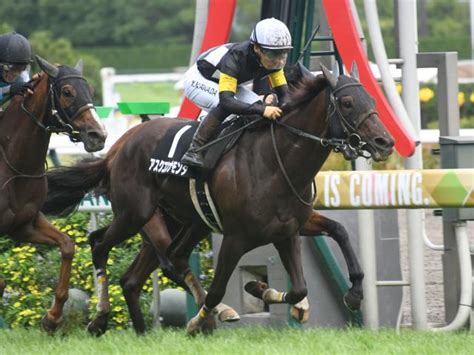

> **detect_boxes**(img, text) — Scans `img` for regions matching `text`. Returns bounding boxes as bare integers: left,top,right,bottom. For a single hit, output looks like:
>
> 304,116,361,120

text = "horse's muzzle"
82,129,107,152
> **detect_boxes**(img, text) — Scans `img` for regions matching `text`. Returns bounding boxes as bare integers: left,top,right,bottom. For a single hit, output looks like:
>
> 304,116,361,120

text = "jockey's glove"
9,82,34,96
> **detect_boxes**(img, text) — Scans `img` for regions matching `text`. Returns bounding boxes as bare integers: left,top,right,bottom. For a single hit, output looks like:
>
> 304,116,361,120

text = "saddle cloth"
148,116,245,178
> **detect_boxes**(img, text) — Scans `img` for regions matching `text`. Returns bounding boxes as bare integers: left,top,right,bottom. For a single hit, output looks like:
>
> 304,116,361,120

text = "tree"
29,32,102,103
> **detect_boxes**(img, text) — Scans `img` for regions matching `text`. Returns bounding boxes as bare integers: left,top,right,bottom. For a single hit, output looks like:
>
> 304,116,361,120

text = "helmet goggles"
260,48,289,61
1,63,26,74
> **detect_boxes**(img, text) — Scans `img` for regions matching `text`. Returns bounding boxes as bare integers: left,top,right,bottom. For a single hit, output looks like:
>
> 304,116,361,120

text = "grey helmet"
0,32,33,64
250,18,292,50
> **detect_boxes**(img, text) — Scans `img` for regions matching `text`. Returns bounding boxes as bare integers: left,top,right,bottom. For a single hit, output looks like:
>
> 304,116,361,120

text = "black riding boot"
181,111,222,168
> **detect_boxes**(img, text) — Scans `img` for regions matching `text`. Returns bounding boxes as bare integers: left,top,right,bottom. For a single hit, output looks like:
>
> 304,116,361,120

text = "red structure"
177,0,236,119
322,0,415,157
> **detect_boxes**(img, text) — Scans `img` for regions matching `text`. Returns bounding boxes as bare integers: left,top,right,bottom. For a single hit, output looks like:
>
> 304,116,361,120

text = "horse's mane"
286,74,329,112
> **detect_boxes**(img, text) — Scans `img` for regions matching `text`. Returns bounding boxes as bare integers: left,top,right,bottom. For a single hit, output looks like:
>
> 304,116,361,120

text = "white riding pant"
183,64,260,113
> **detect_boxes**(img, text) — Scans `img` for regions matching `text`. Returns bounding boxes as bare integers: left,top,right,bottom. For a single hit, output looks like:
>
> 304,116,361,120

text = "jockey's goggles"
1,63,26,74
260,48,290,61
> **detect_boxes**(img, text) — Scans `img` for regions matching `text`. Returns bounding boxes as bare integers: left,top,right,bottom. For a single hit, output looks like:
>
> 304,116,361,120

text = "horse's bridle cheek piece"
328,83,378,158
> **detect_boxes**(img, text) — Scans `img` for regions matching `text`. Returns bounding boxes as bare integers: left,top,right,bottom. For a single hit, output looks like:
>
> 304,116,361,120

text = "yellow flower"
419,87,434,103
13,302,21,308
19,309,35,317
470,92,474,103
458,92,465,106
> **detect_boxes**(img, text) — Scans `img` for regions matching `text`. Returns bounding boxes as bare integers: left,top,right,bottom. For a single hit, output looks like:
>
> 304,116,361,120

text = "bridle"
21,73,94,142
271,79,378,206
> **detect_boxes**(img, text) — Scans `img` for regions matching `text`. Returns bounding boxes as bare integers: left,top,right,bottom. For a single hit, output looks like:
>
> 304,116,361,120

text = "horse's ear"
35,55,59,78
350,61,360,82
74,59,83,74
320,63,337,89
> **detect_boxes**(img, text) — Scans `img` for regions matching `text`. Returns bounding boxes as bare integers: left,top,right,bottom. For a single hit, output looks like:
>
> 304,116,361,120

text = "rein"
270,123,316,207
0,145,46,190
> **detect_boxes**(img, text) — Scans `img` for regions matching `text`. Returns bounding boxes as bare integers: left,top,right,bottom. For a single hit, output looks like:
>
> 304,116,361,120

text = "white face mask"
1,63,25,83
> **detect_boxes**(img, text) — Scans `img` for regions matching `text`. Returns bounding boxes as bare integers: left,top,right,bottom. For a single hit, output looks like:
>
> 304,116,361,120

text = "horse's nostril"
87,131,105,143
374,137,394,149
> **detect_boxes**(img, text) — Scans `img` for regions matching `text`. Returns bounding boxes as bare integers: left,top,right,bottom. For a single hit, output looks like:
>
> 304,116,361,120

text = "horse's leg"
0,278,5,298
186,236,246,335
87,212,150,336
14,213,75,333
141,212,187,289
244,234,309,323
300,210,364,311
167,222,239,323
120,238,159,335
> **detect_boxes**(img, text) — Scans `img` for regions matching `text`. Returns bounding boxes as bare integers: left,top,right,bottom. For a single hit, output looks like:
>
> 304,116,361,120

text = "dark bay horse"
43,63,394,335
0,56,107,332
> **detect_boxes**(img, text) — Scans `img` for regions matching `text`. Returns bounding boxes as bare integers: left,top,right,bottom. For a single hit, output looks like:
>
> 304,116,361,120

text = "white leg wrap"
95,269,110,314
262,288,287,304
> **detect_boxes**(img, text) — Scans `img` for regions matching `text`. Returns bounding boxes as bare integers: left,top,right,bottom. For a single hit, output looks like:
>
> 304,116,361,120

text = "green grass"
114,82,182,107
1,327,473,355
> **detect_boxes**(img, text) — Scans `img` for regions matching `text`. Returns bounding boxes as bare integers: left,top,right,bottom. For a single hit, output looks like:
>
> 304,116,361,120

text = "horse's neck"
0,83,51,173
274,92,331,185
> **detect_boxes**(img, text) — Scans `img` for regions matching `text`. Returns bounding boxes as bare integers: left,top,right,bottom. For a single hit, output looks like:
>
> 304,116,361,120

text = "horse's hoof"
87,315,109,337
244,280,268,300
186,313,216,336
41,314,61,334
343,291,362,312
290,297,309,323
217,308,240,323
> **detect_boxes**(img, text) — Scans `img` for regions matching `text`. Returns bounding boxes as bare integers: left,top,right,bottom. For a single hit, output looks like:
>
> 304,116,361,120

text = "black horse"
43,63,394,335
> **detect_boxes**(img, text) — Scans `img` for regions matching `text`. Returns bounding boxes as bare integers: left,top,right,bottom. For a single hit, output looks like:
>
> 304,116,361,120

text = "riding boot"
181,111,222,168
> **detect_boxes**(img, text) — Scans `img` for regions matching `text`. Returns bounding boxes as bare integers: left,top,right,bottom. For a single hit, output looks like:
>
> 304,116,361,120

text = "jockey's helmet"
0,32,33,65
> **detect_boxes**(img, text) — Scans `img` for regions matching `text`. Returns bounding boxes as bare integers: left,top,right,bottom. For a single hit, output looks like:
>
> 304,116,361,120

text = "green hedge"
0,213,213,330
78,43,191,73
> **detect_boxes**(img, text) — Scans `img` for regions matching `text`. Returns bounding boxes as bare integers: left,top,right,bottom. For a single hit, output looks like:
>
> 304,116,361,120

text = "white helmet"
250,18,292,50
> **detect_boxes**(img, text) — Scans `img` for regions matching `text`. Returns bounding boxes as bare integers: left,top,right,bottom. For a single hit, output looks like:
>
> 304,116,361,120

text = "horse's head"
321,62,394,161
35,55,107,152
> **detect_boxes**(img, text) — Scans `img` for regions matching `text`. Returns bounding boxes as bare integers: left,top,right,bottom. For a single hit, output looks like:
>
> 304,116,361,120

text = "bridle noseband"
327,82,376,159
21,74,94,142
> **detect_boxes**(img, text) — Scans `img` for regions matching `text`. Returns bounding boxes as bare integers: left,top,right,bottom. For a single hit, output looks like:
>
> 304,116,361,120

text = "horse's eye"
63,89,74,98
342,99,352,109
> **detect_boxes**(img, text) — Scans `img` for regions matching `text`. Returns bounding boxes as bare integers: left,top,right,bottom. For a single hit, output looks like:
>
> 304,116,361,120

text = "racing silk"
196,41,289,116
0,70,29,105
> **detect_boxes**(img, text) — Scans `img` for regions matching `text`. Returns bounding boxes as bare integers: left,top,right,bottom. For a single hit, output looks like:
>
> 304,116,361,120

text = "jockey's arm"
268,69,290,107
218,73,265,116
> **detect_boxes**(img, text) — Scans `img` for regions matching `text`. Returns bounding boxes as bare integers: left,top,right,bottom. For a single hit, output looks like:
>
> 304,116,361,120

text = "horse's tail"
42,157,108,216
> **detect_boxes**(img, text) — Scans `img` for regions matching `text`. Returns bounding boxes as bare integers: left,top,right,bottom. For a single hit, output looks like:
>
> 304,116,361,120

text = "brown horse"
0,56,107,332
43,63,394,335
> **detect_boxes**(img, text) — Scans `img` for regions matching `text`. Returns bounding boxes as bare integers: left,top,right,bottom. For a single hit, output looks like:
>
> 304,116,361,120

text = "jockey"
181,17,292,168
0,32,34,105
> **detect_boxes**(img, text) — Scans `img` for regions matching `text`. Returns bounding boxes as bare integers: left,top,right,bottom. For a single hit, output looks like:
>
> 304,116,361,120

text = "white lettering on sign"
322,172,425,208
